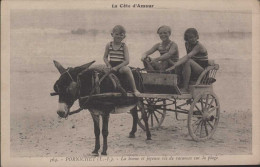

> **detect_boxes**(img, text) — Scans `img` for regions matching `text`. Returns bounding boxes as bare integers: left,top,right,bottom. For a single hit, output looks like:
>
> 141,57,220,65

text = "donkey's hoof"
146,137,152,140
91,151,99,156
129,133,135,138
101,152,107,156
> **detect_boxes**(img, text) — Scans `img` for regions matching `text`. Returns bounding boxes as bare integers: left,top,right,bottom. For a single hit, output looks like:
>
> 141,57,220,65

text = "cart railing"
195,62,219,86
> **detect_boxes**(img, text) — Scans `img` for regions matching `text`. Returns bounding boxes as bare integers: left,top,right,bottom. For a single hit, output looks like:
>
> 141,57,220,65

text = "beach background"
10,9,252,156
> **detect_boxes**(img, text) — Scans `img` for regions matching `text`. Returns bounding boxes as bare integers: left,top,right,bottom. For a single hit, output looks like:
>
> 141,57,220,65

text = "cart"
80,61,220,141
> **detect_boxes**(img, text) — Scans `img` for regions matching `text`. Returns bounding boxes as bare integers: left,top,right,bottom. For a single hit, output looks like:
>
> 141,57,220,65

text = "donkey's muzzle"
57,103,69,118
50,92,59,96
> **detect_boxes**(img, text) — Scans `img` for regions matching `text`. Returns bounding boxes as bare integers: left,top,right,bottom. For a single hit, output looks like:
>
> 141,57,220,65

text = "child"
166,28,208,93
141,25,179,72
103,25,140,96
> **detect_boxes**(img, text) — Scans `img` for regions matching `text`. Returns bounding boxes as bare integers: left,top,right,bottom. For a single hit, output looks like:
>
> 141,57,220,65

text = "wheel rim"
188,92,220,141
137,98,166,131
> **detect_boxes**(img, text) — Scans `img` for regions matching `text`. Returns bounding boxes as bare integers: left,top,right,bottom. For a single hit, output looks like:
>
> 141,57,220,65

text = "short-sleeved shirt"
185,41,208,68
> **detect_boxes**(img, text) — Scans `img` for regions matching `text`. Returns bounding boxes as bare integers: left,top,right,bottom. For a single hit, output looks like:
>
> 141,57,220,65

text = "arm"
112,44,130,71
166,44,201,71
103,43,112,68
141,43,159,61
152,43,178,62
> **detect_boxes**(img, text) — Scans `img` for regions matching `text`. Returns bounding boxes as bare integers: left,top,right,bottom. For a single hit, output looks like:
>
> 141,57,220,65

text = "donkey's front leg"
101,113,110,155
91,113,100,155
129,106,138,138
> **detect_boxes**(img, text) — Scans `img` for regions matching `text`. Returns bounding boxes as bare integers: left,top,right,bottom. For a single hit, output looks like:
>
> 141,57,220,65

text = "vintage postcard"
1,0,260,166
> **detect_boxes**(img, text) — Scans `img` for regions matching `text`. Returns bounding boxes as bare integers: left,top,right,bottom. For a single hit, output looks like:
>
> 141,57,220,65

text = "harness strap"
109,73,127,96
66,69,75,82
79,70,112,109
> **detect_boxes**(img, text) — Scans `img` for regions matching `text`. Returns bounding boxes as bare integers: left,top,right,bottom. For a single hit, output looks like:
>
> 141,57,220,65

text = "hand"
141,55,147,61
111,67,118,72
150,58,157,65
166,64,176,71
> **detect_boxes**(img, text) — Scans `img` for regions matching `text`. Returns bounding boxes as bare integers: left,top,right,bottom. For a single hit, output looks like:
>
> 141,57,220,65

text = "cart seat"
190,60,219,86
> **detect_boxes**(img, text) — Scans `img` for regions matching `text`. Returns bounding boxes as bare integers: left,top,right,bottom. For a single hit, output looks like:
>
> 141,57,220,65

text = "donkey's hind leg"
129,106,138,138
101,112,110,155
142,111,152,140
91,113,100,156
139,103,152,140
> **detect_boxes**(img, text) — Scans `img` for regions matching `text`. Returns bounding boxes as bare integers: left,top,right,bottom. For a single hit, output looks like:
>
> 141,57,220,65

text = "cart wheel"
188,92,220,141
137,98,166,131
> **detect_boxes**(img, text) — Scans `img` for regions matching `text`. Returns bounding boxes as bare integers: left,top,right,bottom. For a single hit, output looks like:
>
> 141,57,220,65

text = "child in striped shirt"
103,25,140,96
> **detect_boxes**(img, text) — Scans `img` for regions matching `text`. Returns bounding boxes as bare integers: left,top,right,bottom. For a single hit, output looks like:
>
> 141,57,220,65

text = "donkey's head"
52,60,95,118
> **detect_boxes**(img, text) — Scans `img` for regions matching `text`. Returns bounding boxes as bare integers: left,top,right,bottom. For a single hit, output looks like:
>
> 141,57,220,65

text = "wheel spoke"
206,120,214,129
204,121,209,136
151,112,154,127
200,121,203,138
194,120,202,134
200,99,204,109
195,104,203,114
205,94,209,108
192,118,202,127
192,115,203,118
207,98,214,110
208,106,219,113
154,109,164,115
147,112,151,119
153,112,160,124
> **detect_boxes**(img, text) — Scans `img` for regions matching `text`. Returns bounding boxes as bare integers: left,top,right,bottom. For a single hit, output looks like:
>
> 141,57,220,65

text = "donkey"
51,60,151,155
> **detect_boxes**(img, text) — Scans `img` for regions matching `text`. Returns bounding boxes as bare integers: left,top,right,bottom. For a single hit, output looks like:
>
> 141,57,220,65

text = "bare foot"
133,90,141,97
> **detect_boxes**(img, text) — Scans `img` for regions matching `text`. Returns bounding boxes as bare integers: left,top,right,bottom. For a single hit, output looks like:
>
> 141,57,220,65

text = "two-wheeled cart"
80,61,220,141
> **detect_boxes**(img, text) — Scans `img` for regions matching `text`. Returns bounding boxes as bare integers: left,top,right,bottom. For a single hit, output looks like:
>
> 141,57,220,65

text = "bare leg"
143,60,163,73
91,113,100,155
119,66,140,95
182,59,204,90
143,60,155,72
101,113,109,155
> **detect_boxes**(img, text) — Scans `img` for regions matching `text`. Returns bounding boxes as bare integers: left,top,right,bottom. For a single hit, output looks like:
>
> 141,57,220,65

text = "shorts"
109,61,123,67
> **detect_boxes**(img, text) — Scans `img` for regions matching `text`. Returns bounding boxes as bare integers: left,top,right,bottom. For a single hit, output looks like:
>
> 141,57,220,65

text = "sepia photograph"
1,0,260,166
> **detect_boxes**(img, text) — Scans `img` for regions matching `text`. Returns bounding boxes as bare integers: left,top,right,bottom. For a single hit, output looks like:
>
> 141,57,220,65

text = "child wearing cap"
103,25,140,96
166,28,208,93
141,25,179,72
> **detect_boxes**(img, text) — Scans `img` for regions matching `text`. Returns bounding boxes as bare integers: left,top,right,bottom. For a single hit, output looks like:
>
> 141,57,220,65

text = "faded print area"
10,9,252,156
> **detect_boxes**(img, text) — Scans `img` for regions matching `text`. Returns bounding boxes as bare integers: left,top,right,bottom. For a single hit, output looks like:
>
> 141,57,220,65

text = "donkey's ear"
53,60,66,74
79,60,96,70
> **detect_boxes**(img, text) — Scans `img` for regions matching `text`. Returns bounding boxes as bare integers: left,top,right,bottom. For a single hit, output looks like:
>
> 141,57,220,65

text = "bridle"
51,68,76,96
51,68,81,119
64,68,75,82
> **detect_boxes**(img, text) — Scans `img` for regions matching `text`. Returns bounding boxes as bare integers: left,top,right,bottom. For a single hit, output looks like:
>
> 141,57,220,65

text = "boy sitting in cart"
141,25,179,73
